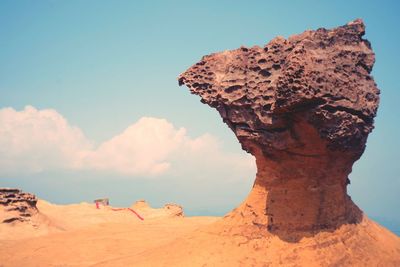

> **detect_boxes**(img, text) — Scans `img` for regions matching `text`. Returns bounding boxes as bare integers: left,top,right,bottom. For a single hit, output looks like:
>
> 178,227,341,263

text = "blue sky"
0,1,399,232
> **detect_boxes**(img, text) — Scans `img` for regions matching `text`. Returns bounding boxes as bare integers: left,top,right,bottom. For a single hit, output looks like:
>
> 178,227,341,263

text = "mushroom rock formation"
179,19,379,239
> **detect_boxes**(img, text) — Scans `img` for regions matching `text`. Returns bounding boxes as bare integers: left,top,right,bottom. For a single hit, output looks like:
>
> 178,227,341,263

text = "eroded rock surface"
131,200,184,218
0,188,38,224
179,19,378,238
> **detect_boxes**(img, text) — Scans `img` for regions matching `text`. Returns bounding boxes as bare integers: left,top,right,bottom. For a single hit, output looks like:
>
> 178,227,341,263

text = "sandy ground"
1,200,399,267
0,200,218,267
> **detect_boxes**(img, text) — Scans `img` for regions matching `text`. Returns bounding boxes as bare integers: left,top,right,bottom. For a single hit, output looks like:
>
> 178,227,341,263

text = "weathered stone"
179,19,378,238
0,188,38,224
164,203,184,217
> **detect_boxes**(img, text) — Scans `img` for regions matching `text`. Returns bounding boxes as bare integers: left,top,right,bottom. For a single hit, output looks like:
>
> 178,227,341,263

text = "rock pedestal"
179,19,378,237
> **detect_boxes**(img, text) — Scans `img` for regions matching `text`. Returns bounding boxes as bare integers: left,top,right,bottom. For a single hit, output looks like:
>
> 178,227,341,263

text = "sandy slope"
0,200,218,267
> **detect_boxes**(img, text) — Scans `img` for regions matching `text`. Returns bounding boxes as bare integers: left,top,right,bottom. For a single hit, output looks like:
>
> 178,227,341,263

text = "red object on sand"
127,208,144,220
111,208,144,220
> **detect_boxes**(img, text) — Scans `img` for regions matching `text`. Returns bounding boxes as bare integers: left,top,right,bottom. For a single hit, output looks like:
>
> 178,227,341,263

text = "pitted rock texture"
179,19,378,237
0,188,38,223
179,19,378,155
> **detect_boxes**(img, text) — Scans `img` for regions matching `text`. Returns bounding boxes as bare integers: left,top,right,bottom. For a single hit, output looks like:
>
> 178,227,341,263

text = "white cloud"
0,106,92,174
0,106,255,178
80,117,187,176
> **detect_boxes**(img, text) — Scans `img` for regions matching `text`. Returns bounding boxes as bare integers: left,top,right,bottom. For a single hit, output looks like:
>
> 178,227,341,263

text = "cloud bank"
0,106,254,177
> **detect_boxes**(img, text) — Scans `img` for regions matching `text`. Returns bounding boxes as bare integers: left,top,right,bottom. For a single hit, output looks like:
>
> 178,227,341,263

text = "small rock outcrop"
164,203,184,217
131,200,184,218
179,19,377,238
0,188,38,223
